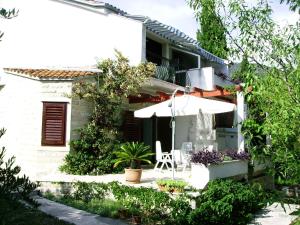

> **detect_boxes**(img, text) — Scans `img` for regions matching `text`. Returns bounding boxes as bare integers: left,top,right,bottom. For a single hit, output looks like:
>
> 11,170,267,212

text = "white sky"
104,0,300,39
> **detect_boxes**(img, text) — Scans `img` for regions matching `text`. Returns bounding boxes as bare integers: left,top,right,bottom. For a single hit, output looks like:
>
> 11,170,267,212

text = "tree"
189,0,300,184
189,0,228,59
60,51,155,175
0,8,18,41
280,0,300,13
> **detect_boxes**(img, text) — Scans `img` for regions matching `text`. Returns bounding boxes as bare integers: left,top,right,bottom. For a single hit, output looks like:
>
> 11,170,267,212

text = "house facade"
0,0,245,179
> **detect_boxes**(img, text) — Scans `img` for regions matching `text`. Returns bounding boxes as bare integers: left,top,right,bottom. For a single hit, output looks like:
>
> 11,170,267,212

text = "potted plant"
113,142,154,184
156,179,168,191
156,179,188,193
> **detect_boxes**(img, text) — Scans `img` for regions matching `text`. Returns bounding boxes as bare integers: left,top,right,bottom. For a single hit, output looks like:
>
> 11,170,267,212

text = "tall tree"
189,0,300,184
280,0,300,13
189,0,228,59
0,8,18,41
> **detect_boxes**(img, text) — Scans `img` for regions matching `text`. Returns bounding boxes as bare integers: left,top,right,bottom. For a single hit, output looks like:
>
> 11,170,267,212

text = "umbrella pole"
171,118,175,180
169,87,181,180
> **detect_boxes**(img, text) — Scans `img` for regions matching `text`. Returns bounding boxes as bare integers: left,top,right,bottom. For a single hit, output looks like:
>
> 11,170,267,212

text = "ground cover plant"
43,179,269,225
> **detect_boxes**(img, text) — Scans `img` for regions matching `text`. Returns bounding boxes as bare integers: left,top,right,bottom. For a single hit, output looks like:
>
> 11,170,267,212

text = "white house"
0,0,245,179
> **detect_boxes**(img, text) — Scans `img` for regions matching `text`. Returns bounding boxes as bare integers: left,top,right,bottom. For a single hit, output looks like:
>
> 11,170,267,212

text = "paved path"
250,203,299,225
33,196,127,225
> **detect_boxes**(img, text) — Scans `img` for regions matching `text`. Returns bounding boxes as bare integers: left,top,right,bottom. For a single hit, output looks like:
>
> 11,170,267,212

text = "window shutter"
42,102,67,146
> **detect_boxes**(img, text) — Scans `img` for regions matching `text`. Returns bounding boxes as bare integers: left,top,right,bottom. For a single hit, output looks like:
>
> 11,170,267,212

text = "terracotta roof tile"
3,68,98,79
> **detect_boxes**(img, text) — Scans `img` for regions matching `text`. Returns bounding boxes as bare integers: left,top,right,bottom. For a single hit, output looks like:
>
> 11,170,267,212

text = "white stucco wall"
0,0,144,68
187,67,215,91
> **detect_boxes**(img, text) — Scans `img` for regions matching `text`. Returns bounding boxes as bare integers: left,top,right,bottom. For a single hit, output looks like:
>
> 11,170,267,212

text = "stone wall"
0,73,93,178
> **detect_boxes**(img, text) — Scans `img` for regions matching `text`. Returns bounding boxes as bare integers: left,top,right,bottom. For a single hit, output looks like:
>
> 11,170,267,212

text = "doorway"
155,117,172,153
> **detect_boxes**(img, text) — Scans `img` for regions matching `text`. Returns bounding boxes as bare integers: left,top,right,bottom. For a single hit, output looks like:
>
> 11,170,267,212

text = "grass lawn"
0,196,73,225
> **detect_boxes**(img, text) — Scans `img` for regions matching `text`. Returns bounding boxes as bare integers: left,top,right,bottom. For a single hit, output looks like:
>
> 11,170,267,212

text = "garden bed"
41,179,269,225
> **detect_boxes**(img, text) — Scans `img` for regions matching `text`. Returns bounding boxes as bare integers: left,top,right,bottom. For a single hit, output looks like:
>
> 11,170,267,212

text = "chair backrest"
181,142,193,153
155,141,163,161
207,144,214,151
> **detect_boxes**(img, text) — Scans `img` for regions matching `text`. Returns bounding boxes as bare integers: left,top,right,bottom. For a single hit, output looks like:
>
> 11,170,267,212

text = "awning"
134,95,236,118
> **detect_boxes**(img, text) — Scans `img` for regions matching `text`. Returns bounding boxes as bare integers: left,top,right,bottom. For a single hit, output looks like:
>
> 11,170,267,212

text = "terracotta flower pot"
160,185,167,192
125,168,142,184
131,215,141,225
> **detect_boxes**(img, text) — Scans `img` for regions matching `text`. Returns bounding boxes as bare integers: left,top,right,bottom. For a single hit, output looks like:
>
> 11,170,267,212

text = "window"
214,111,234,128
42,102,67,146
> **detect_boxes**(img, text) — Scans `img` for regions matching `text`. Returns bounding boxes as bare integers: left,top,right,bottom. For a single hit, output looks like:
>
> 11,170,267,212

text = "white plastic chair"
154,141,173,172
177,142,193,172
206,143,218,151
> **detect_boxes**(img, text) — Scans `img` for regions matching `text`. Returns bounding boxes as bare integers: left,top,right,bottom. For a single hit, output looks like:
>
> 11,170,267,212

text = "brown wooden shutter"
42,102,67,146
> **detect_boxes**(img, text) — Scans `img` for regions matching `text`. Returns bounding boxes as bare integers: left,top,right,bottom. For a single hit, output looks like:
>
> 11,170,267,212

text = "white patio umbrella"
134,94,236,179
134,95,236,118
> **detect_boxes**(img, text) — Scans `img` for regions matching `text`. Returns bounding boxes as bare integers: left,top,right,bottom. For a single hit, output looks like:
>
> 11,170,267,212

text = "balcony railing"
146,52,186,86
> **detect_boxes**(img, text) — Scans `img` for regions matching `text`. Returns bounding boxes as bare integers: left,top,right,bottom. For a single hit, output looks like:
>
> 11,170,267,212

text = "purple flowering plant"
190,148,223,167
225,150,250,161
190,148,250,167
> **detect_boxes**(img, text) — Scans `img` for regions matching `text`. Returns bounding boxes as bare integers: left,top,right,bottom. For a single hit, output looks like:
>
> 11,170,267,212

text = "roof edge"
3,68,99,80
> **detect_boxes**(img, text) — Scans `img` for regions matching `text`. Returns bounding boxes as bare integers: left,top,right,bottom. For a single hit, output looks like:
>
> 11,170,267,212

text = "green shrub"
59,123,123,175
72,182,109,202
189,179,268,225
60,150,120,175
109,182,192,225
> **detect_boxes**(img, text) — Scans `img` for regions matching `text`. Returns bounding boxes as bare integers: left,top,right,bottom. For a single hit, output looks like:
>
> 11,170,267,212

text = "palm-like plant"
113,142,154,169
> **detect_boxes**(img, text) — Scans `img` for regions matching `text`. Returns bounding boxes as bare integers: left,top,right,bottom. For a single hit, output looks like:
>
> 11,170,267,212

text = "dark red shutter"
42,102,67,146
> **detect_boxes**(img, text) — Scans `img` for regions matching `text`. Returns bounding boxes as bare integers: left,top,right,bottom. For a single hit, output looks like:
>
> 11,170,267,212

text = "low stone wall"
38,182,74,196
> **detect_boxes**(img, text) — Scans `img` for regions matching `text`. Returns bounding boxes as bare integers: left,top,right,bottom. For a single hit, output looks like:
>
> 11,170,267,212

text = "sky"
104,0,299,40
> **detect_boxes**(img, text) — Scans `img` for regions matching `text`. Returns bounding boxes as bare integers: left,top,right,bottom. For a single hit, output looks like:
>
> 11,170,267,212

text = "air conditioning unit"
187,67,215,91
